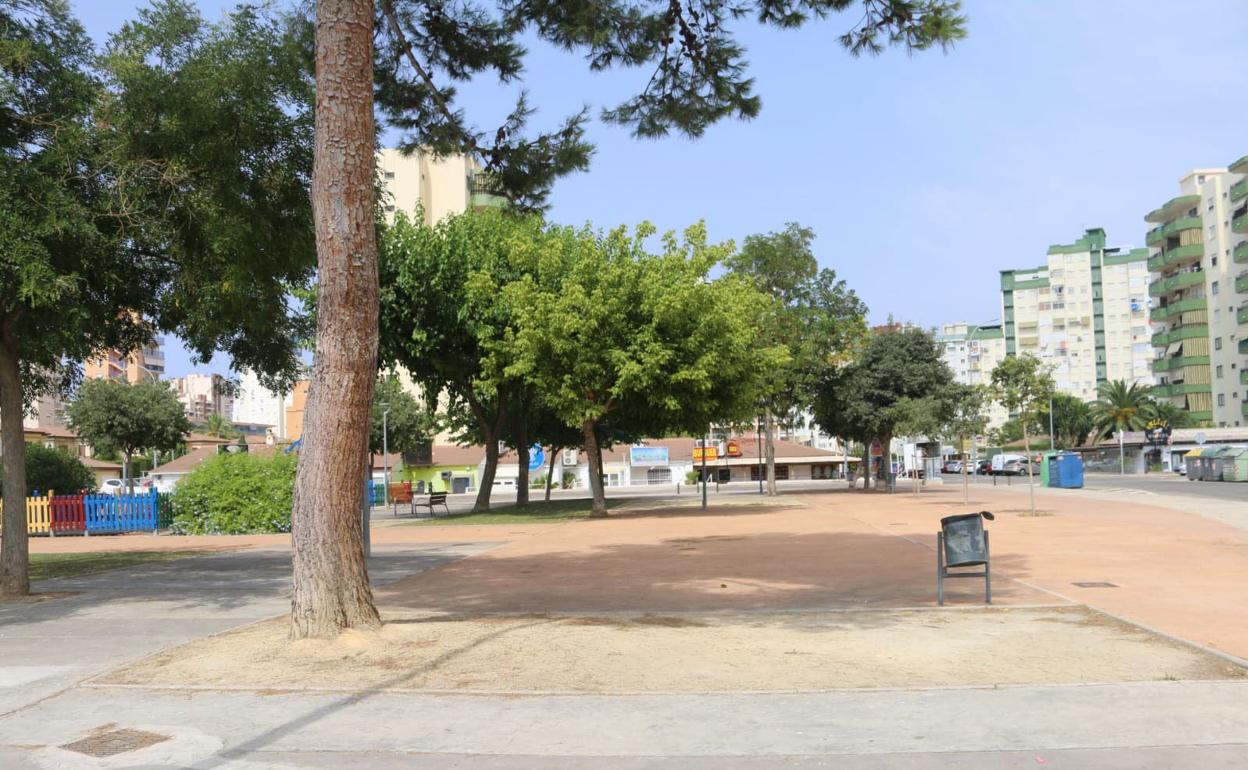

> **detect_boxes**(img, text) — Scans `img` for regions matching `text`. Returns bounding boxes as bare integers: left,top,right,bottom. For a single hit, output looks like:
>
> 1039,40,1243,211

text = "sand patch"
96,606,1243,693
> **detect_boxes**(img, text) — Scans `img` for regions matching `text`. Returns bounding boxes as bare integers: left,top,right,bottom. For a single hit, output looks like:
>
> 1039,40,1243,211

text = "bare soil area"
98,606,1243,693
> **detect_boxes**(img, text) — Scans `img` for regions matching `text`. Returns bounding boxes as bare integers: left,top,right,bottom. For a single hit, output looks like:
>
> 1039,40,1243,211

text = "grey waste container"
937,511,994,605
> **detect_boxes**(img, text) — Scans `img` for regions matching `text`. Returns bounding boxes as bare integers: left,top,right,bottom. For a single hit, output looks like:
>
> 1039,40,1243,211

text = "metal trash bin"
937,511,994,605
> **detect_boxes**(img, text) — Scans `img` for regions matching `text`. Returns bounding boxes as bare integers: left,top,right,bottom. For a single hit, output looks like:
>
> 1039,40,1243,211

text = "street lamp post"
1048,397,1055,450
756,417,763,495
381,403,390,507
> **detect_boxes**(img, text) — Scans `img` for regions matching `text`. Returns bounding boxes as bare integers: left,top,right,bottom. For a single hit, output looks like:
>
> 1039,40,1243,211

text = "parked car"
1001,458,1039,476
976,459,992,475
942,460,963,474
99,478,150,494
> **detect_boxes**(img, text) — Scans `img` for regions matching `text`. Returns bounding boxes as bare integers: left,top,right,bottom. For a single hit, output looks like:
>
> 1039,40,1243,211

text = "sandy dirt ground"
97,605,1243,693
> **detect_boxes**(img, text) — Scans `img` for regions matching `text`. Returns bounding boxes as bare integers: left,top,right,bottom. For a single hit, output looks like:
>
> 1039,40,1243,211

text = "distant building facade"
1145,153,1248,427
937,321,1009,429
169,373,233,424
84,340,165,383
1001,228,1153,403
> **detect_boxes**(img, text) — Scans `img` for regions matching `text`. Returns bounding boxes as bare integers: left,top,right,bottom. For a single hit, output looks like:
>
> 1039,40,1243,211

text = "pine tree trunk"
0,328,30,597
514,416,529,507
289,0,381,640
583,421,607,517
764,410,777,496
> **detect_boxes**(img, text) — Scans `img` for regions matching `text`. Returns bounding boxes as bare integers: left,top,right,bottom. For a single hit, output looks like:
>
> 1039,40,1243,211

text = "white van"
990,453,1028,476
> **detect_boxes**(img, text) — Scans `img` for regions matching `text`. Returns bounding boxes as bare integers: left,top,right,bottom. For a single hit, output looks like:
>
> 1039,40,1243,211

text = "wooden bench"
388,482,413,516
413,491,450,518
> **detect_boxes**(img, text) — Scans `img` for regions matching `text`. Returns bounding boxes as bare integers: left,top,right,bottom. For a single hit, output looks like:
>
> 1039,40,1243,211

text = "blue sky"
75,0,1248,378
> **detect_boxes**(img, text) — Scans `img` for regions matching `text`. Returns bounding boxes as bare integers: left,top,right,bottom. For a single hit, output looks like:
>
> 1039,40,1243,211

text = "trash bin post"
936,511,993,605
984,530,992,604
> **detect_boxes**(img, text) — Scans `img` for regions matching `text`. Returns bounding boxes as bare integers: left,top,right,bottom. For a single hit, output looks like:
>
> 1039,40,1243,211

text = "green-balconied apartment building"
1000,228,1154,403
1146,154,1248,427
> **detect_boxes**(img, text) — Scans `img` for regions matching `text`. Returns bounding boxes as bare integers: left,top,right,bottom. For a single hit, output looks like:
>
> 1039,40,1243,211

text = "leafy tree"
937,383,989,503
0,445,95,496
1,0,317,597
66,379,191,493
0,0,155,595
297,0,966,636
171,452,297,534
813,327,954,491
370,374,438,467
990,354,1054,514
725,223,866,496
496,221,783,516
1037,393,1093,450
379,209,545,512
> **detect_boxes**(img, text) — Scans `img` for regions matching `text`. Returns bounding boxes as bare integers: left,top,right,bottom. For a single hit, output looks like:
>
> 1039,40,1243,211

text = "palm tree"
1091,380,1152,475
1144,399,1191,429
200,413,237,439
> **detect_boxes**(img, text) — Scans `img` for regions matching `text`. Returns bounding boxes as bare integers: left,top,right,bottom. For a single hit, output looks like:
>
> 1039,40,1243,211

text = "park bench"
389,482,413,516
413,491,450,518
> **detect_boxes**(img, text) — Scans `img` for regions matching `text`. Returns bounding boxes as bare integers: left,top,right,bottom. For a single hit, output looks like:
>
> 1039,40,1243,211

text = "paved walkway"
2,488,1247,767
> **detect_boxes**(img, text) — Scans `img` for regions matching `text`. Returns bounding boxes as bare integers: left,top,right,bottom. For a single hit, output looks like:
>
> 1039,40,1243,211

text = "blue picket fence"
83,489,160,534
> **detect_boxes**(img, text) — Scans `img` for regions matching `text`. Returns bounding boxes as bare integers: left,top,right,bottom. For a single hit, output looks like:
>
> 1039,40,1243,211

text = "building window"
1212,256,1218,266
1217,365,1224,379
1217,394,1225,407
1215,337,1223,351
1212,281,1220,295
384,171,395,179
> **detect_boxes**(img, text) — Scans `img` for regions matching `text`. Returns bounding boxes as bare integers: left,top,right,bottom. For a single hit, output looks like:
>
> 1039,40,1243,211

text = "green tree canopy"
66,379,191,485
494,220,784,515
1,445,95,496
813,327,954,490
725,222,866,494
1037,393,1093,450
370,374,438,460
990,353,1053,514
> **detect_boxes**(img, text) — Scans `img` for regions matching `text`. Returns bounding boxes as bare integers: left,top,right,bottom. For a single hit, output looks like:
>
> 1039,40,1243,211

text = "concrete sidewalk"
0,543,493,718
2,681,1247,768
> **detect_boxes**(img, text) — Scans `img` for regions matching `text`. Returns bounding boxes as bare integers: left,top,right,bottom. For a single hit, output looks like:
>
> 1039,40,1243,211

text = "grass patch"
30,550,206,581
404,498,625,526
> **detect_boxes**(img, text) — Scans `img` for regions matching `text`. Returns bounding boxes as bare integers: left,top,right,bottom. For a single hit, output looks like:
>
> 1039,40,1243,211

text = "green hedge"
4,445,96,496
170,452,296,534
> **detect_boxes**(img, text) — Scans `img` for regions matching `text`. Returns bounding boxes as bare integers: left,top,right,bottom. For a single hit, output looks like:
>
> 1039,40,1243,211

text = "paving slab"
0,543,495,718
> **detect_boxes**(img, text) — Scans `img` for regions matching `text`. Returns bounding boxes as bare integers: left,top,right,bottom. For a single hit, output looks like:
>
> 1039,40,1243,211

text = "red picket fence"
50,494,86,535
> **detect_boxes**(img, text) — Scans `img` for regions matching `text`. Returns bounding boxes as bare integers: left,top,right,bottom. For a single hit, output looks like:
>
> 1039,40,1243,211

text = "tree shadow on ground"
376,530,1047,614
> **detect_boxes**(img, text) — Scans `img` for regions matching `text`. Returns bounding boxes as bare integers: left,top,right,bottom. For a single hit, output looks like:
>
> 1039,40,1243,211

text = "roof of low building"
82,457,122,470
149,446,219,476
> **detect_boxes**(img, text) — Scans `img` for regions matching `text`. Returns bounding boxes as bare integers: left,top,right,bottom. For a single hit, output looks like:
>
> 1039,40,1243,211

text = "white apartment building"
937,321,1009,428
230,369,292,436
170,373,233,424
1001,228,1153,403
1145,154,1248,427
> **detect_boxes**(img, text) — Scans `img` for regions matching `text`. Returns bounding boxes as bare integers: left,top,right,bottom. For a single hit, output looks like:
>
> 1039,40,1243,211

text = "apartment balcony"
1150,296,1207,323
1241,369,1248,386
1231,154,1248,175
1151,355,1210,373
1235,213,1248,235
1240,338,1248,355
1239,304,1248,325
1146,242,1204,272
1145,194,1201,224
1150,324,1209,348
469,172,507,209
1237,272,1248,294
1145,216,1202,247
1236,241,1248,264
1151,382,1212,399
1148,270,1205,297
1232,178,1248,204
1243,401,1248,420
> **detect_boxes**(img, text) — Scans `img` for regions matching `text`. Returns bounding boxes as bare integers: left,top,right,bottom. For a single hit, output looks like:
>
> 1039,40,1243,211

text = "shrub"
9,445,97,496
170,452,297,534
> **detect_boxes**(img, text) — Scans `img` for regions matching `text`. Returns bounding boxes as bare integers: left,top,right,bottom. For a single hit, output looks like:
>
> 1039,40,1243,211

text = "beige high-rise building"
1146,153,1248,427
937,322,1009,428
1000,228,1153,403
169,373,233,424
377,147,505,225
84,340,165,383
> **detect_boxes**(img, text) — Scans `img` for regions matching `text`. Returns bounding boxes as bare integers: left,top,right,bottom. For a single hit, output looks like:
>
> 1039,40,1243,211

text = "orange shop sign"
693,446,719,462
